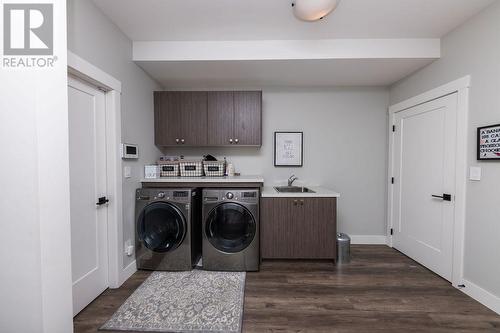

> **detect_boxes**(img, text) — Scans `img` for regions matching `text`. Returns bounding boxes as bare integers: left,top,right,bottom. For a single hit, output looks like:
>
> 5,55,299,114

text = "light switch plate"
124,166,132,178
469,167,481,181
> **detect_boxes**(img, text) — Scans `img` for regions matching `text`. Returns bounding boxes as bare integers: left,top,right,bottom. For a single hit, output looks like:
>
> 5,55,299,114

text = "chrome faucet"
288,174,298,187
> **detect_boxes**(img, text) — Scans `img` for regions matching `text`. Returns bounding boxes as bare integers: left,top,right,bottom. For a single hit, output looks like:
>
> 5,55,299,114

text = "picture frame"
274,131,303,167
477,124,500,161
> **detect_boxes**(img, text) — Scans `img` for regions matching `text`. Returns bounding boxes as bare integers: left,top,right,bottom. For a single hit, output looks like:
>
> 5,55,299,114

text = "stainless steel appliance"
202,188,260,271
135,188,201,271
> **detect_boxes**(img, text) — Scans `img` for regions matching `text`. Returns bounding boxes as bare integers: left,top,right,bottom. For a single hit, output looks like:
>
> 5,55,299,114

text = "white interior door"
68,76,109,316
392,93,458,281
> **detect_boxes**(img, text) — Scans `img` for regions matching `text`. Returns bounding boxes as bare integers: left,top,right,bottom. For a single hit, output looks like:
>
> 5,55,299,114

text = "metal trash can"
337,233,351,264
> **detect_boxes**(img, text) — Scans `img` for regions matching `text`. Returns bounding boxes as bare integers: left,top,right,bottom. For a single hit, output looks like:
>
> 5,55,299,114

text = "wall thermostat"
121,143,139,159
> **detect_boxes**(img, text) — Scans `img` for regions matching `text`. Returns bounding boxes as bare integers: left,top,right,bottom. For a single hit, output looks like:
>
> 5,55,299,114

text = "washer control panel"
203,189,259,203
136,188,194,203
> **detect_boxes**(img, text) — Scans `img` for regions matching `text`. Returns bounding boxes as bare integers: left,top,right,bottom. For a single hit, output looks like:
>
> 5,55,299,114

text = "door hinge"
391,177,394,184
390,228,394,235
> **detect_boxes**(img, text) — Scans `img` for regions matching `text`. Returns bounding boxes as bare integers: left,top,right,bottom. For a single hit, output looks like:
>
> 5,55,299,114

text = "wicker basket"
179,160,204,177
203,160,226,177
158,160,179,177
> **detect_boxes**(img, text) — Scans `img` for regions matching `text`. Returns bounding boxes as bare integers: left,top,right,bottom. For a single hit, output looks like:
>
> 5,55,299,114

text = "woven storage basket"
179,160,204,177
158,160,179,177
203,160,226,177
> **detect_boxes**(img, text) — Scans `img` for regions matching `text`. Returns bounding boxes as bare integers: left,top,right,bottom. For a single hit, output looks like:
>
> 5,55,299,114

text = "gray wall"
67,0,161,269
390,2,500,296
162,87,389,236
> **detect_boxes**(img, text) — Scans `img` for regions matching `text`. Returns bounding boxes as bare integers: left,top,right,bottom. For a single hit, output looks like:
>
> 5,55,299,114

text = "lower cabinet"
261,197,337,260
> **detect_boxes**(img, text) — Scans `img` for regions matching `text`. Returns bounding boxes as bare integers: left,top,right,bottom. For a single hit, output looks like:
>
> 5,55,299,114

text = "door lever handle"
96,196,109,205
431,194,452,202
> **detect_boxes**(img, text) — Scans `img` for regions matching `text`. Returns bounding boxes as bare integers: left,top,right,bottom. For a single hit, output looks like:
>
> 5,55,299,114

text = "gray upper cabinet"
234,91,262,146
207,91,234,146
154,91,181,146
180,92,208,146
154,91,207,146
155,90,262,147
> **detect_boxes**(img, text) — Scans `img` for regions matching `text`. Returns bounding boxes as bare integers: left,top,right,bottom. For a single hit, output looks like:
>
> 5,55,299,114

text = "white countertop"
141,175,264,183
261,186,340,198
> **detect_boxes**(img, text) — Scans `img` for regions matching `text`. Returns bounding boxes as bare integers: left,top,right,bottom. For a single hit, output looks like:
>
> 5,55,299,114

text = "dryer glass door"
206,202,256,253
137,202,186,253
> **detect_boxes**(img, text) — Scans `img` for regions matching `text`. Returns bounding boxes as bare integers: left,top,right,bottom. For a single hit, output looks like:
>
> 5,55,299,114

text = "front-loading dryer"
202,188,259,271
135,188,201,271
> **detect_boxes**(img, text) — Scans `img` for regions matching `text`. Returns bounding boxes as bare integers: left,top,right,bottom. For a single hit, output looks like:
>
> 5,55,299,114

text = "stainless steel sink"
274,186,316,193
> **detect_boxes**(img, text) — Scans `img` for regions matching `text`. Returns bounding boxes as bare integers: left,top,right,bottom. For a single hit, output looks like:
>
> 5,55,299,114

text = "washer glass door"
206,202,256,253
137,202,186,253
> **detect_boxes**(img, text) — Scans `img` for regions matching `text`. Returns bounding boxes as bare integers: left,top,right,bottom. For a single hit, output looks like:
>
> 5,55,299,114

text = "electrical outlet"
124,239,134,256
125,245,134,256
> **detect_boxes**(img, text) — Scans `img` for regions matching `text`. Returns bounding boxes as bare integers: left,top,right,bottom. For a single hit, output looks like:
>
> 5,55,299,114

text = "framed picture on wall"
274,131,303,167
477,124,500,160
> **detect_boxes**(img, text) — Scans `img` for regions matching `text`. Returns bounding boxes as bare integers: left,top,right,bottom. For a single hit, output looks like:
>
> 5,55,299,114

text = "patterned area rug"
101,270,246,332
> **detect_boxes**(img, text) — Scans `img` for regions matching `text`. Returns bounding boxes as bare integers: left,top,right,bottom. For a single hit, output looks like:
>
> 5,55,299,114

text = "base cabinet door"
261,197,336,259
261,197,300,258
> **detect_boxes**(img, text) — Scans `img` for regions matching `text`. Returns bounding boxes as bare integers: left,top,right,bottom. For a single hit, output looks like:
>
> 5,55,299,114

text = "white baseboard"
119,260,137,286
350,235,387,245
460,279,500,315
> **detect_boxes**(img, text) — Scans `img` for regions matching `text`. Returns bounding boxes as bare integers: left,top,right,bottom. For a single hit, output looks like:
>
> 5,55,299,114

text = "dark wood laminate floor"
74,245,500,333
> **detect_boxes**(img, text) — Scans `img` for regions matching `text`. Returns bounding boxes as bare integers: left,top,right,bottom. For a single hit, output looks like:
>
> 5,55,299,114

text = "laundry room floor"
73,245,500,333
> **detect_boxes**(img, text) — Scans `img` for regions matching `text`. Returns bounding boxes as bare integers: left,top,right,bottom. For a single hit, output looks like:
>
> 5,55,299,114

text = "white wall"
67,0,162,269
390,2,500,300
0,1,73,332
162,87,389,237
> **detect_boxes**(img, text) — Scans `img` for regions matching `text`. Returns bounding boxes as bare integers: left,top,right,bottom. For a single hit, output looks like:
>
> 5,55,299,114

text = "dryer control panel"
203,189,259,204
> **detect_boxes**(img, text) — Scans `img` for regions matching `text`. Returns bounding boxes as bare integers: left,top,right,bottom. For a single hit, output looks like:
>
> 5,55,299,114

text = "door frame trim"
387,76,470,287
68,51,125,288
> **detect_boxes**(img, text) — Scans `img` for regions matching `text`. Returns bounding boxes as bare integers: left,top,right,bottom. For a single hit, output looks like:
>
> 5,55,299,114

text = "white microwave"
121,143,139,159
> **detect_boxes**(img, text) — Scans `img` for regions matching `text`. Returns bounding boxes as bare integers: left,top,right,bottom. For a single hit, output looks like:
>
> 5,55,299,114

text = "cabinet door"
154,91,181,146
298,198,336,259
261,198,296,258
233,91,262,146
180,91,208,146
261,197,337,259
261,198,306,258
207,91,234,146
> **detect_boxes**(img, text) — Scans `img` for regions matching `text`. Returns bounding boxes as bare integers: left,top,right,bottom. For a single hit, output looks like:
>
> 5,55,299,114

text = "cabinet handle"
293,200,298,206
300,200,304,206
235,138,239,144
175,138,180,143
181,139,185,144
229,138,233,144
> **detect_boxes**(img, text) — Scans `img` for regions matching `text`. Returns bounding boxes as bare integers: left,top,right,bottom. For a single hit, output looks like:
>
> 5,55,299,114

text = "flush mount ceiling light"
292,0,341,22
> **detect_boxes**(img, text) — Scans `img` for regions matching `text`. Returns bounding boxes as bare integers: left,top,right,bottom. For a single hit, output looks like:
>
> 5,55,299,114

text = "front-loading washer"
135,188,201,271
202,188,259,271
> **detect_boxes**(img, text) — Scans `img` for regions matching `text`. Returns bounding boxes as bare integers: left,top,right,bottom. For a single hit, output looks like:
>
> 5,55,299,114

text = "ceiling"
92,0,495,87
93,0,494,41
136,58,434,89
